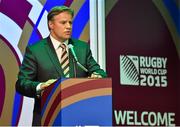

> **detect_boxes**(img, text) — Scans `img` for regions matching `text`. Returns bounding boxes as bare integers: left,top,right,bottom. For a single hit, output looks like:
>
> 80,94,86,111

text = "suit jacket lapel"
45,37,65,77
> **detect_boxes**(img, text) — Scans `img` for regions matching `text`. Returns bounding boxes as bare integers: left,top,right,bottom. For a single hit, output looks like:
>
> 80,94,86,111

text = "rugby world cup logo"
120,55,139,85
120,55,168,87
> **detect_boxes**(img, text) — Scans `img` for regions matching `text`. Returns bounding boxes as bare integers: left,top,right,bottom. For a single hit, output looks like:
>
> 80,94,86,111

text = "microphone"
68,44,78,62
68,44,88,72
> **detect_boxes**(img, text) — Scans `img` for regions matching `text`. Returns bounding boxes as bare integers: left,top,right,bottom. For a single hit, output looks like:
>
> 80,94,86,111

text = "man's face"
49,11,73,42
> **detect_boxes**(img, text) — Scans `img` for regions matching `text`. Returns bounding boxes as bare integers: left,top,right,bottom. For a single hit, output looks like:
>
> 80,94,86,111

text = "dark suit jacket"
15,37,107,123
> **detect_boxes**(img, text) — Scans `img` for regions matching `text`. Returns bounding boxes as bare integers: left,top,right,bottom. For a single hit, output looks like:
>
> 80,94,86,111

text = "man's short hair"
47,6,74,22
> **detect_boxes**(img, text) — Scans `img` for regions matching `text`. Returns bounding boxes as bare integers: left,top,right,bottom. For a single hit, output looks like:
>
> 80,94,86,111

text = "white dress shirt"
50,35,69,62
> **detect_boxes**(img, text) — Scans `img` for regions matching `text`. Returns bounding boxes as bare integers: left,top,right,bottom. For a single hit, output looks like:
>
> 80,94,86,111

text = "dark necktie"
60,44,70,78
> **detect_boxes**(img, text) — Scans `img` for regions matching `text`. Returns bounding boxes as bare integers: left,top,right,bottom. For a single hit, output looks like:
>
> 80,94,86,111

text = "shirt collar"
50,35,68,50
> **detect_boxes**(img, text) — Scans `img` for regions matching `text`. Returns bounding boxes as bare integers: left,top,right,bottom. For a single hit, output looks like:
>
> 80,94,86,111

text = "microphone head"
68,44,73,49
68,44,78,61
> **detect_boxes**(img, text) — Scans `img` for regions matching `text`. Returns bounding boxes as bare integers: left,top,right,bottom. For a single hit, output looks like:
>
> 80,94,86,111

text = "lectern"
41,78,112,126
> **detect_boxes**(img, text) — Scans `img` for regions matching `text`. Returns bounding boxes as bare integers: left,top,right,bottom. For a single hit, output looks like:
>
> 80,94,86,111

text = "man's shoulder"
70,38,89,47
28,38,47,49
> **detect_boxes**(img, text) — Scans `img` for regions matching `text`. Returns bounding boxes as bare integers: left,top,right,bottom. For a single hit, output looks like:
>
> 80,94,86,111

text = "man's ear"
48,21,53,30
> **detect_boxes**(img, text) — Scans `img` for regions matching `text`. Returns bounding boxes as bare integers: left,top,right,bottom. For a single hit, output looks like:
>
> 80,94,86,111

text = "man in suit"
16,6,107,125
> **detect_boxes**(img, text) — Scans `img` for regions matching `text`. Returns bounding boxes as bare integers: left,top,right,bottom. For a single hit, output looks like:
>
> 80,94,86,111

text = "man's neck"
50,33,68,43
50,35,68,47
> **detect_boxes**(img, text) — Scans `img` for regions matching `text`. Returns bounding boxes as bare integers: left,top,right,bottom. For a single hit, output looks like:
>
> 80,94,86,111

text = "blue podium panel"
41,78,112,126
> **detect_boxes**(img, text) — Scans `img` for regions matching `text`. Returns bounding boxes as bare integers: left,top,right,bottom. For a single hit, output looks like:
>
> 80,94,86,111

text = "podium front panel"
41,78,112,126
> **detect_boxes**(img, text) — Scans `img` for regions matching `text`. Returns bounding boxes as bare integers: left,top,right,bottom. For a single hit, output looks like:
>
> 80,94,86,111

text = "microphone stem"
73,58,77,77
68,44,88,72
76,61,88,72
